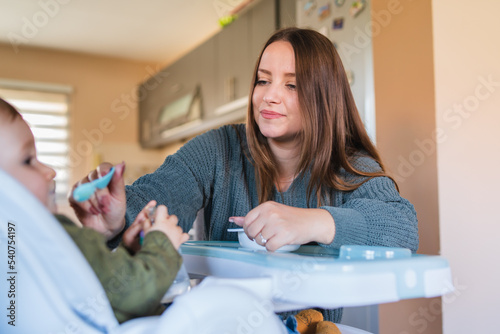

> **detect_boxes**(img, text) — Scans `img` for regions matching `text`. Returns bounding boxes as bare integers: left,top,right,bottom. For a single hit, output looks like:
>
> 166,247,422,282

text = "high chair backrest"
0,169,118,333
0,169,289,334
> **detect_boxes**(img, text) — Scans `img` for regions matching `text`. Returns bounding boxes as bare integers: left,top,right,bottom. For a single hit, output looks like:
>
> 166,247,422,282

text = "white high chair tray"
181,241,454,312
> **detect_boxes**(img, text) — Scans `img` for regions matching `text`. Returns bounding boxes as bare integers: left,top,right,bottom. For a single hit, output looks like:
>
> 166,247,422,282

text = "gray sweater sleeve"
123,128,221,233
320,175,419,252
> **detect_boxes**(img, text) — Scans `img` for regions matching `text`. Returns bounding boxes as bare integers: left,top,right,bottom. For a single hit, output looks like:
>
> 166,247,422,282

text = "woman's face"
252,41,302,145
0,114,56,210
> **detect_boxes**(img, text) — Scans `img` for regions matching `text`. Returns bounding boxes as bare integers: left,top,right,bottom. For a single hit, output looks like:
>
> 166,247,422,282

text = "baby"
0,97,189,323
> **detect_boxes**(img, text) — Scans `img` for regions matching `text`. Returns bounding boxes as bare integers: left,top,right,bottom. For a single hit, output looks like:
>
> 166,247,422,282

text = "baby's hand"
123,200,157,254
149,205,189,250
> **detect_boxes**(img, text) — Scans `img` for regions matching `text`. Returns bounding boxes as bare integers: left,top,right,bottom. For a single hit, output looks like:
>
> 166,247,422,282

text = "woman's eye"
256,79,269,86
287,84,297,90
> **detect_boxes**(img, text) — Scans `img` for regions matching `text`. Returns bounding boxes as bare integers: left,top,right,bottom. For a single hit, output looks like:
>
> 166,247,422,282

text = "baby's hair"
0,98,21,121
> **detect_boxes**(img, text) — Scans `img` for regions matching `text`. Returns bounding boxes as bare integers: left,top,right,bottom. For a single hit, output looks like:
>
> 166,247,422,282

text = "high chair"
0,169,286,334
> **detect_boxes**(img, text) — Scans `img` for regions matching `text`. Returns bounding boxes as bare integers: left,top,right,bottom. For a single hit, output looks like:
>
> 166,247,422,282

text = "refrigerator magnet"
333,17,344,30
318,4,331,21
349,0,366,17
303,0,316,16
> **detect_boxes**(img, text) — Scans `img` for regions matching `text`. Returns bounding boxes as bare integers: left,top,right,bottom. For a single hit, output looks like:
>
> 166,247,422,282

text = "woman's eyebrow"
258,68,296,77
257,68,271,75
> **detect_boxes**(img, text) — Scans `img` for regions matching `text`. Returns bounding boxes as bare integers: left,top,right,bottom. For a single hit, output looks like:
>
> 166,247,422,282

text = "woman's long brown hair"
246,28,397,205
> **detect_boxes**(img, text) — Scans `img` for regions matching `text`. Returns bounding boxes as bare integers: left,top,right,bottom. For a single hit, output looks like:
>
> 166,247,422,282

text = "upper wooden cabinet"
139,0,295,148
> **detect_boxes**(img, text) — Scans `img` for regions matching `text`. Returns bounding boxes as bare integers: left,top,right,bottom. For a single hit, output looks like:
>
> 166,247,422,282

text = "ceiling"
0,0,248,65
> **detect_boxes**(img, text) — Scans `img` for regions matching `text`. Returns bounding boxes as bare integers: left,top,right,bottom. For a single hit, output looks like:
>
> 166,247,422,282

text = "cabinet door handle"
224,76,236,102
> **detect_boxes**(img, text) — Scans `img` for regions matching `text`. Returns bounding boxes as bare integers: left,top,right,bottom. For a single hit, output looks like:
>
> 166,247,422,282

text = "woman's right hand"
69,162,127,241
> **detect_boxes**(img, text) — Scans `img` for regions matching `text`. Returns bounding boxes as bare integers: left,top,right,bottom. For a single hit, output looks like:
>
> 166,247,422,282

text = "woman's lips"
260,110,284,119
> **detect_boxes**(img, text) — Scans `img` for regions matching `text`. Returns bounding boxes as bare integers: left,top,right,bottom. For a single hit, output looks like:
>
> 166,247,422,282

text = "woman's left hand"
229,201,336,251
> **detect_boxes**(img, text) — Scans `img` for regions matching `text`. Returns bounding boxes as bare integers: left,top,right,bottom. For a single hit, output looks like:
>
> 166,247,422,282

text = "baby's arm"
56,211,187,323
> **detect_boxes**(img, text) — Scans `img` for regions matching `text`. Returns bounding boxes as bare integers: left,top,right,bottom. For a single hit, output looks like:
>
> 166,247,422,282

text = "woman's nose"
263,85,281,104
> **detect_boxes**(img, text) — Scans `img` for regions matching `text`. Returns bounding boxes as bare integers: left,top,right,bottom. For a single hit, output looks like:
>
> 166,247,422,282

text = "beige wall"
433,1,500,332
372,0,442,333
373,0,500,333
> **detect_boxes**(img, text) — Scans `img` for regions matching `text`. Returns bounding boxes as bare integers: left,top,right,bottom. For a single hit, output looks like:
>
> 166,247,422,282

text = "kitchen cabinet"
213,13,251,108
249,0,276,59
139,0,295,148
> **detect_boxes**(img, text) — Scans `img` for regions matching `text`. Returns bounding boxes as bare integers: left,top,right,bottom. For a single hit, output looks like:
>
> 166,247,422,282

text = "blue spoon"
73,167,115,202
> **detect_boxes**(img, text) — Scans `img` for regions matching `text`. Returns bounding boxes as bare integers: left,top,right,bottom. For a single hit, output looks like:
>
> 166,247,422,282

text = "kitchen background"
0,0,498,333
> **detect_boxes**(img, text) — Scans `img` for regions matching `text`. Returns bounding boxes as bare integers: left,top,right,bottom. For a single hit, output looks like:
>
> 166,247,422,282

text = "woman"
71,28,418,322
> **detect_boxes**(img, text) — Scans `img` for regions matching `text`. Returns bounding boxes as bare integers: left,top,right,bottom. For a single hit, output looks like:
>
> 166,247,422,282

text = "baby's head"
0,98,56,210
